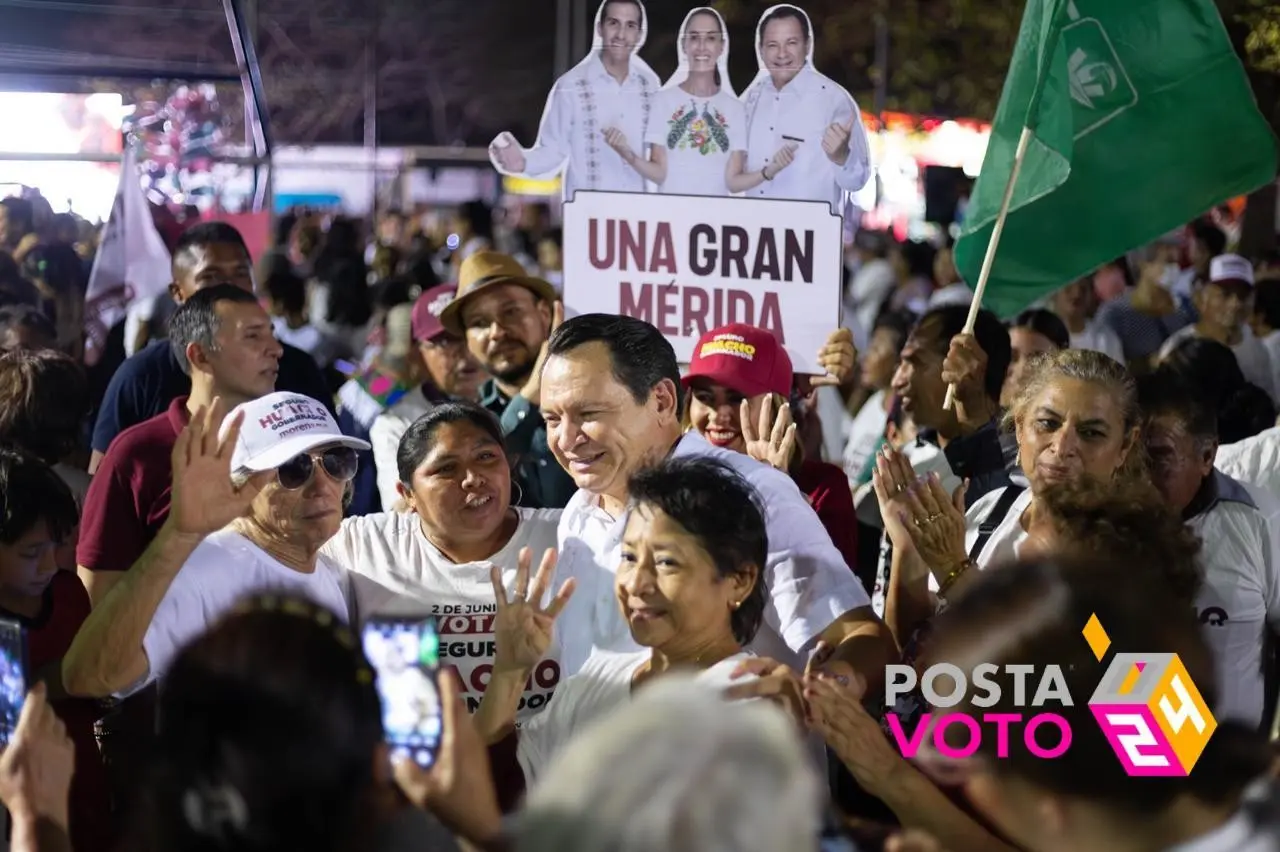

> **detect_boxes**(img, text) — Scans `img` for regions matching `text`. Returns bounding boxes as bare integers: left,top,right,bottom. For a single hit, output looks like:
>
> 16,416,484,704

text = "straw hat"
438,250,558,336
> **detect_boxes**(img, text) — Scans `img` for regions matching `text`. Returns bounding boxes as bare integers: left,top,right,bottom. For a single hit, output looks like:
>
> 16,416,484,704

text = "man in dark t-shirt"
89,221,332,473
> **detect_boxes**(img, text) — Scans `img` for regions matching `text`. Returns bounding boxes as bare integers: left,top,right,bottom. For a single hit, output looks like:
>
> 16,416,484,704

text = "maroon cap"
682,324,793,398
411,284,460,342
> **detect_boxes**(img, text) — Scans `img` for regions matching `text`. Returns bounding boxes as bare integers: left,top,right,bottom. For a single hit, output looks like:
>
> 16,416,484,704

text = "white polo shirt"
551,431,871,678
1189,472,1280,727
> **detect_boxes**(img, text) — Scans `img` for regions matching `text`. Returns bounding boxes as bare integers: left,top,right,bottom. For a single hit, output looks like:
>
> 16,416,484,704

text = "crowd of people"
3,90,1280,851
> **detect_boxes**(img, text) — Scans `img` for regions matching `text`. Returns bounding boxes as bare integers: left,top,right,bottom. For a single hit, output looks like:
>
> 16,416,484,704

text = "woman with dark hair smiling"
473,456,769,787
323,402,561,733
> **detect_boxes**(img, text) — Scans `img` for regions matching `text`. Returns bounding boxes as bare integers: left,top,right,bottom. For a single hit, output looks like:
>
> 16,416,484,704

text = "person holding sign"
607,8,781,198
682,323,859,575
740,5,872,214
489,0,660,201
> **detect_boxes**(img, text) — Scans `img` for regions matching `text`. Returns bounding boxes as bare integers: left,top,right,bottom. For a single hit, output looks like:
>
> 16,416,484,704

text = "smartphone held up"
362,617,444,769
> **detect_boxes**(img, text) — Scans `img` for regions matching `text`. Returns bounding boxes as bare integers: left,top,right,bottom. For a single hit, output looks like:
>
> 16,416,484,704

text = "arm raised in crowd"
62,402,270,698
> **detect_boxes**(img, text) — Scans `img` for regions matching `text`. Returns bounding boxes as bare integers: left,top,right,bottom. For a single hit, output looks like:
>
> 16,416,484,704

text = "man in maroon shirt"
0,449,111,851
75,283,281,813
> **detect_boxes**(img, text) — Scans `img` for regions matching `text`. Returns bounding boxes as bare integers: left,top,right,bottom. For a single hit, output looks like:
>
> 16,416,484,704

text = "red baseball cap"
411,283,460,343
683,324,793,398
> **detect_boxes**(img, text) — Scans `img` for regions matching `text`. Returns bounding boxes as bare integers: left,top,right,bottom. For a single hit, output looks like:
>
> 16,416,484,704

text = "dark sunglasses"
277,446,359,490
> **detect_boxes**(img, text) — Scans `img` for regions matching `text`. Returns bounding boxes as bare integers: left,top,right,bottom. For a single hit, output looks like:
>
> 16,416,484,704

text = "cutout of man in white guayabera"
606,7,751,198
740,4,873,214
489,0,660,202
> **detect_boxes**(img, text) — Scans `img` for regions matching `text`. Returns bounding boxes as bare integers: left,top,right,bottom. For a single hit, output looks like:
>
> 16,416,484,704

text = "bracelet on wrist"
762,166,774,181
937,557,975,598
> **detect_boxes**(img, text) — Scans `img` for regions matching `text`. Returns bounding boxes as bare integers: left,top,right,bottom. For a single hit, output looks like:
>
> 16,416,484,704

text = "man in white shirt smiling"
489,0,660,200
539,313,895,692
741,4,872,214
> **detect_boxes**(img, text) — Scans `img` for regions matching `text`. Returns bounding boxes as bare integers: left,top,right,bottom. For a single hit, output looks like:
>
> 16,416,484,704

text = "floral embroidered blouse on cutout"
645,87,745,197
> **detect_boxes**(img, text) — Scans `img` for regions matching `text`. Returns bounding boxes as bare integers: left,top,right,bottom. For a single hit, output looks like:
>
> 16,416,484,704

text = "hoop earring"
511,479,525,507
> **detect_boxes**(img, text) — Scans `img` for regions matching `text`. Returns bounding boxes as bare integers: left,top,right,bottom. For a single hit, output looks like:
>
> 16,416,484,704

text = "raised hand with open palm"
168,399,274,538
740,394,796,473
489,547,575,673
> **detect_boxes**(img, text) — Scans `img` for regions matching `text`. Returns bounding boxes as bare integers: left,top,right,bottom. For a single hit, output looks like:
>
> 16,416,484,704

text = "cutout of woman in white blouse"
604,7,798,197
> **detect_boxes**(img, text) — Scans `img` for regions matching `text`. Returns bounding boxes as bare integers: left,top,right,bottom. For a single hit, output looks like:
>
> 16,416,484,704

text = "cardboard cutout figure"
626,7,749,198
489,0,660,201
739,4,872,214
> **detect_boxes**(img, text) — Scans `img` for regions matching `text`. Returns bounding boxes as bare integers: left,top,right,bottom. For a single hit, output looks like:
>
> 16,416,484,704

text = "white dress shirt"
508,55,660,201
741,65,872,213
551,431,871,679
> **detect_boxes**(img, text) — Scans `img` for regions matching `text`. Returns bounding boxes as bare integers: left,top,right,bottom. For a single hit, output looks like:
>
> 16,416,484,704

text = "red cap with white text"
682,324,793,399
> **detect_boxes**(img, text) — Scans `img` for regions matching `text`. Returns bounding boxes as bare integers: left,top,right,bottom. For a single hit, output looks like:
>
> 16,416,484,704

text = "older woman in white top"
604,7,800,196
874,349,1142,638
472,456,769,785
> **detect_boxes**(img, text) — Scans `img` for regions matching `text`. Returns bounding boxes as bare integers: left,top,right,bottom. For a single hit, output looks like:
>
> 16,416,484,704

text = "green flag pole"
942,124,1035,412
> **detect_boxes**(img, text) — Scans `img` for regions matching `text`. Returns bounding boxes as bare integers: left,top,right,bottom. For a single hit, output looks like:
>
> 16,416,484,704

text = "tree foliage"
715,0,1280,129
61,0,553,145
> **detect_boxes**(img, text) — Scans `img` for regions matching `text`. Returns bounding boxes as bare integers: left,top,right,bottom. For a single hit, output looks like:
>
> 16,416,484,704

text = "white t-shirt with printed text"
516,649,754,784
645,88,746,197
131,528,352,698
322,507,562,724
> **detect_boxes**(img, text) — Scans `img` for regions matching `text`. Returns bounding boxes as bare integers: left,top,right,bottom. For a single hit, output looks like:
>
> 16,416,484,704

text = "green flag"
955,0,1279,318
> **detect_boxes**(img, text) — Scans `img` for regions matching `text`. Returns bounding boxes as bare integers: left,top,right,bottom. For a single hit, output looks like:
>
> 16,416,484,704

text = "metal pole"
365,0,380,215
222,0,274,213
572,0,589,61
555,0,571,80
874,12,888,125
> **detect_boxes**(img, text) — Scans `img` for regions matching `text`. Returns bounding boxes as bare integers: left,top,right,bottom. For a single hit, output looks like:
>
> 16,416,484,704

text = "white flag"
83,148,171,366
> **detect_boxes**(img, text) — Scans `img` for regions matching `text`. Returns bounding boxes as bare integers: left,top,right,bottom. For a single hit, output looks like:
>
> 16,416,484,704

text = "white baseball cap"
221,392,371,473
1210,254,1255,286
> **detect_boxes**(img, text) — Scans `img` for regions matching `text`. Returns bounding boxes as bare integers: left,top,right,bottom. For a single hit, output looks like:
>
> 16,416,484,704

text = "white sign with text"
562,190,843,374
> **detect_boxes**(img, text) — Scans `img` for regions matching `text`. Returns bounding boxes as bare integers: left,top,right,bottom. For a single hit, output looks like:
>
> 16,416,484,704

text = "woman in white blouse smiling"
472,456,769,786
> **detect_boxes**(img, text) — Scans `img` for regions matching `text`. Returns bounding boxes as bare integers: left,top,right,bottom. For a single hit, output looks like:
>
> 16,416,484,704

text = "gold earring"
730,600,741,610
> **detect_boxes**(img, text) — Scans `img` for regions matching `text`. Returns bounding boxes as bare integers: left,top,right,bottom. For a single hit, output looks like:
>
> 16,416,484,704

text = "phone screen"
361,618,443,768
0,617,27,747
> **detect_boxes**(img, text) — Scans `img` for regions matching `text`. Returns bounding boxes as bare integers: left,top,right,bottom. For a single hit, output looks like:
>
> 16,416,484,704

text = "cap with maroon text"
1209,254,1255,287
682,324,793,399
221,392,370,473
412,283,461,343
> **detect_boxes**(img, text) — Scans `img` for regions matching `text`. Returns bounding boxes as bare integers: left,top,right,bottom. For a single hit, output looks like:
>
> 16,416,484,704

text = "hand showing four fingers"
489,547,576,673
